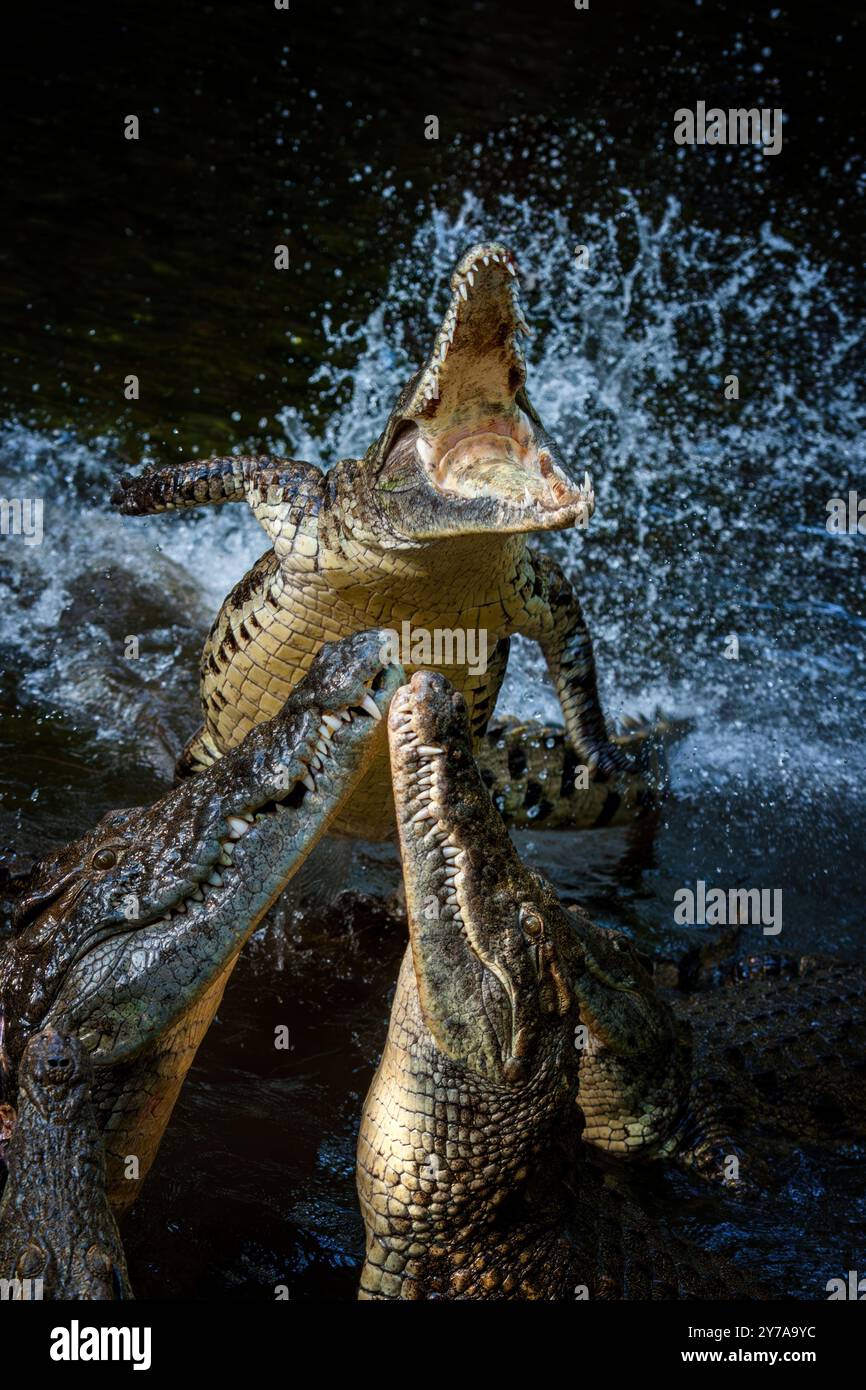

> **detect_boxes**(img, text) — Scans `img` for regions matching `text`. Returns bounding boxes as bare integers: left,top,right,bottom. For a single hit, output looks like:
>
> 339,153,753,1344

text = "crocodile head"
362,242,594,543
13,1028,90,1127
0,631,404,1079
388,670,685,1157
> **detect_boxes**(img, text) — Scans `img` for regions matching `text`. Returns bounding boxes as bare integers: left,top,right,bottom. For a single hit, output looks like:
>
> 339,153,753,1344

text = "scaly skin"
357,671,728,1301
0,633,403,1211
476,711,688,829
0,1030,131,1300
112,241,652,840
670,953,866,1182
358,671,866,1299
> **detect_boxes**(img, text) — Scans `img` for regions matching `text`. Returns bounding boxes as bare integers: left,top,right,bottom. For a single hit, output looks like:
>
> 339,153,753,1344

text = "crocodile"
0,1029,131,1300
669,952,866,1180
356,670,866,1299
475,710,684,829
112,240,653,841
0,632,403,1211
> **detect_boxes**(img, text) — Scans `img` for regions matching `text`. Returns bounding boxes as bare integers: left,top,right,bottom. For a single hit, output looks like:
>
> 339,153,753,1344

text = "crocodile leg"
512,548,630,778
476,713,682,829
112,455,325,552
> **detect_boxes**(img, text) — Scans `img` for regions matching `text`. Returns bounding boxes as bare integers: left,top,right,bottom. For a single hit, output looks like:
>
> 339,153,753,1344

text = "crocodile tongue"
434,432,584,509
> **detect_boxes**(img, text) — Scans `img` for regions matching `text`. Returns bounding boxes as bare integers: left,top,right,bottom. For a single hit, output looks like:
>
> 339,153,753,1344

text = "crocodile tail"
475,708,689,831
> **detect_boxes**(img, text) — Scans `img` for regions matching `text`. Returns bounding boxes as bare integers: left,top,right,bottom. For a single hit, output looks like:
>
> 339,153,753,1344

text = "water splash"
1,191,863,887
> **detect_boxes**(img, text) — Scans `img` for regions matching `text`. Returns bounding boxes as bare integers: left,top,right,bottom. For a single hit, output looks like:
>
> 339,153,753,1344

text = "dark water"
1,0,865,1298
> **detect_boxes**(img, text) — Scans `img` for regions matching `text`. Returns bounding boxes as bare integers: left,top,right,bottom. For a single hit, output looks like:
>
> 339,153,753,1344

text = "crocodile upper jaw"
370,242,593,539
1,634,404,1072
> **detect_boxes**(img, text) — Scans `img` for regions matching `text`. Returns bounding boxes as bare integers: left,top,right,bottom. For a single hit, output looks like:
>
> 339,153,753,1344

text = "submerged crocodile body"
0,1029,131,1300
112,242,654,840
0,633,402,1212
476,711,682,829
670,953,866,1182
357,670,866,1300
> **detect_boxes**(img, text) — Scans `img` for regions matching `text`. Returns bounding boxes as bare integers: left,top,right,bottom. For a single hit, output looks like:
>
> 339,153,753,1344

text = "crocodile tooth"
360,693,382,721
173,900,188,914
411,804,436,824
442,845,460,859
316,738,330,756
302,772,316,792
439,340,448,362
448,323,455,342
507,261,517,276
340,710,352,722
322,713,341,733
459,282,468,300
418,745,444,756
467,270,475,288
207,871,224,887
310,754,323,771
227,816,252,839
218,845,234,866
190,887,205,901
483,255,490,265
584,470,592,493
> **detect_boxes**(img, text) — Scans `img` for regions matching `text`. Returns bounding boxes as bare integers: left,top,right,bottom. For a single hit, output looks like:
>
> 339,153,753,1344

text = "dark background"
2,0,863,455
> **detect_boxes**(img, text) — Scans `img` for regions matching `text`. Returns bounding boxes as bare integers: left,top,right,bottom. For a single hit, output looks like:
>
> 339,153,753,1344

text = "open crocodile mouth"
388,672,534,1079
130,665,398,939
389,681,465,921
401,242,593,521
16,665,399,982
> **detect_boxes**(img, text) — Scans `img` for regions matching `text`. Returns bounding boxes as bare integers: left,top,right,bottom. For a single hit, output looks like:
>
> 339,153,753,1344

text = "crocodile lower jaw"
141,689,385,935
416,414,591,514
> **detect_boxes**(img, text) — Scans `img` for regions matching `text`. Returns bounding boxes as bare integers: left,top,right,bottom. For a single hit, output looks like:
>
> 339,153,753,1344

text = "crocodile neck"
357,951,570,1300
320,462,527,595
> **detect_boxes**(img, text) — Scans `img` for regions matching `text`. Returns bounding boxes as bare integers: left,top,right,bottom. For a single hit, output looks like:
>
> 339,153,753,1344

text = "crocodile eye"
91,848,118,871
519,905,543,937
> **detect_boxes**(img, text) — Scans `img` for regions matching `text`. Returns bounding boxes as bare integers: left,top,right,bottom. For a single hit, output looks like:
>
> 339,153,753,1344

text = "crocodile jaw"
372,242,593,539
388,670,574,1084
4,634,404,1069
387,671,685,1156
